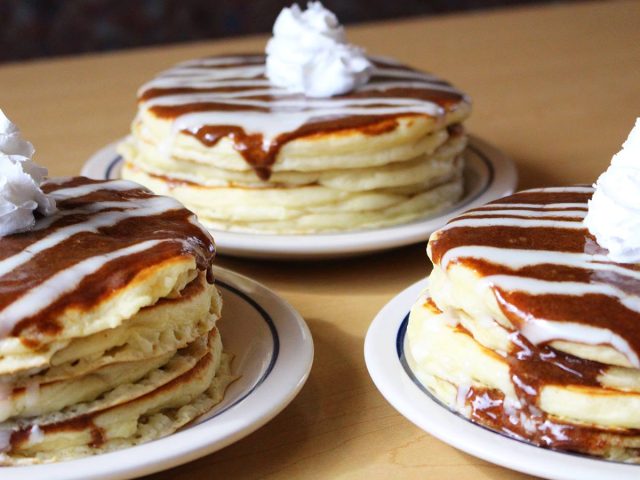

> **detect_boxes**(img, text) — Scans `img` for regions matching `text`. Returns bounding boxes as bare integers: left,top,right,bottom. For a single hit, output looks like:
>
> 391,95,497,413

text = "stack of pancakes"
0,177,232,465
407,186,640,461
118,54,471,233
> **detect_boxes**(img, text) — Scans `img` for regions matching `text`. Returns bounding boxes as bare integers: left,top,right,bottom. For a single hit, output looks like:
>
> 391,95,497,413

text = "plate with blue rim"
364,277,640,480
82,135,517,260
5,266,313,480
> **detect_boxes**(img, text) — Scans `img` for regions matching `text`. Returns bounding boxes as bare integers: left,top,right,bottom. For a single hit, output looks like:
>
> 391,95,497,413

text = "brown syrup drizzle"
138,55,469,180
462,385,625,455
451,327,631,455
182,115,406,181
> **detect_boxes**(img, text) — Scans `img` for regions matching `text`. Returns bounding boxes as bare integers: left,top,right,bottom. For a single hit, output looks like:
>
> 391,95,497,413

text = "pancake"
119,54,471,233
408,185,640,461
0,177,232,464
0,272,220,377
2,329,234,465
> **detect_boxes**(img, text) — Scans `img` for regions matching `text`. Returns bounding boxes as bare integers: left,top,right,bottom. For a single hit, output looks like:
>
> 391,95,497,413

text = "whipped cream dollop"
584,118,640,263
0,110,56,237
265,2,372,98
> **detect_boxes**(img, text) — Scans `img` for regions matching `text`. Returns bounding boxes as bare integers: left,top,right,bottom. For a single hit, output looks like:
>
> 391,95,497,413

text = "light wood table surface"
1,1,639,478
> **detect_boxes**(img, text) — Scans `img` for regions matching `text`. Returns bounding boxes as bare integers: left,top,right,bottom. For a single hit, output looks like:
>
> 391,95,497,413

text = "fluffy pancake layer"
408,186,640,461
119,54,471,233
0,178,231,463
2,329,234,465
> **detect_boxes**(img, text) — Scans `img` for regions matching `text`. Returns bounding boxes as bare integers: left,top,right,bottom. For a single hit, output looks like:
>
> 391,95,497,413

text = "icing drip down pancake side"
408,185,640,462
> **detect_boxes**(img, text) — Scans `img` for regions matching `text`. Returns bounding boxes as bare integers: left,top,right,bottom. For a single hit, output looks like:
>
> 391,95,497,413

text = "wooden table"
1,1,639,478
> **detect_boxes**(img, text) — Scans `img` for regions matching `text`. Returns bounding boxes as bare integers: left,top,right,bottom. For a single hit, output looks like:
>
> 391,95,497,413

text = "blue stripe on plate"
105,155,123,180
396,314,432,396
434,142,495,216
191,279,280,421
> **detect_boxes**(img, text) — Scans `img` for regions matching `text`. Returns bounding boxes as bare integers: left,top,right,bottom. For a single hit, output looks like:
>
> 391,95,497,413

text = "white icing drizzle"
31,201,138,232
177,55,265,67
455,382,471,413
143,78,271,91
0,195,182,278
28,424,44,445
441,246,640,280
519,186,594,194
157,65,266,82
186,215,215,245
441,217,585,231
48,179,143,200
0,239,164,337
540,419,569,442
485,275,640,313
0,428,10,452
476,202,587,211
520,318,639,367
458,209,587,219
359,80,458,93
469,389,503,410
138,54,467,148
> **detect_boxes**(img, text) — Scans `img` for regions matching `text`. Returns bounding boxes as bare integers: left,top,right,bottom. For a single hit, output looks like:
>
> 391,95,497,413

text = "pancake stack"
407,186,640,461
0,177,232,465
118,54,471,233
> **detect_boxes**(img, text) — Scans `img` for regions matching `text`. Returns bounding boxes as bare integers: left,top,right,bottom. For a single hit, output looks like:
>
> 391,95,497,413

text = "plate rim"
3,266,313,480
82,135,518,260
364,277,640,480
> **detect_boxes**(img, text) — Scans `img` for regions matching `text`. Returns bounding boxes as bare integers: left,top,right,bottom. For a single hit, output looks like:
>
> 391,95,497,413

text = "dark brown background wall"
0,0,578,63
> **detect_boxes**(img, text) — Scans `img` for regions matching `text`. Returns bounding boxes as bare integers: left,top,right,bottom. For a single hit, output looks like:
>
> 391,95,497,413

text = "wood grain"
0,1,639,478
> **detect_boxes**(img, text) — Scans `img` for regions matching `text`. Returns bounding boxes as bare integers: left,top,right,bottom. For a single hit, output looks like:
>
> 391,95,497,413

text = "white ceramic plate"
5,267,313,480
82,136,517,259
364,278,640,480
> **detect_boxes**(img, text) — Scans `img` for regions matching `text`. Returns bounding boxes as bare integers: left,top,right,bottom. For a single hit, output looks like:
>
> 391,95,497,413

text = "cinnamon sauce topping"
137,55,469,180
450,322,625,455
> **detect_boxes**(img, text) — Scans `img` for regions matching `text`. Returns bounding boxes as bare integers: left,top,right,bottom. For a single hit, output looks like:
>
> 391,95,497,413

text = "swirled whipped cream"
0,110,56,237
584,118,640,263
265,2,372,98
